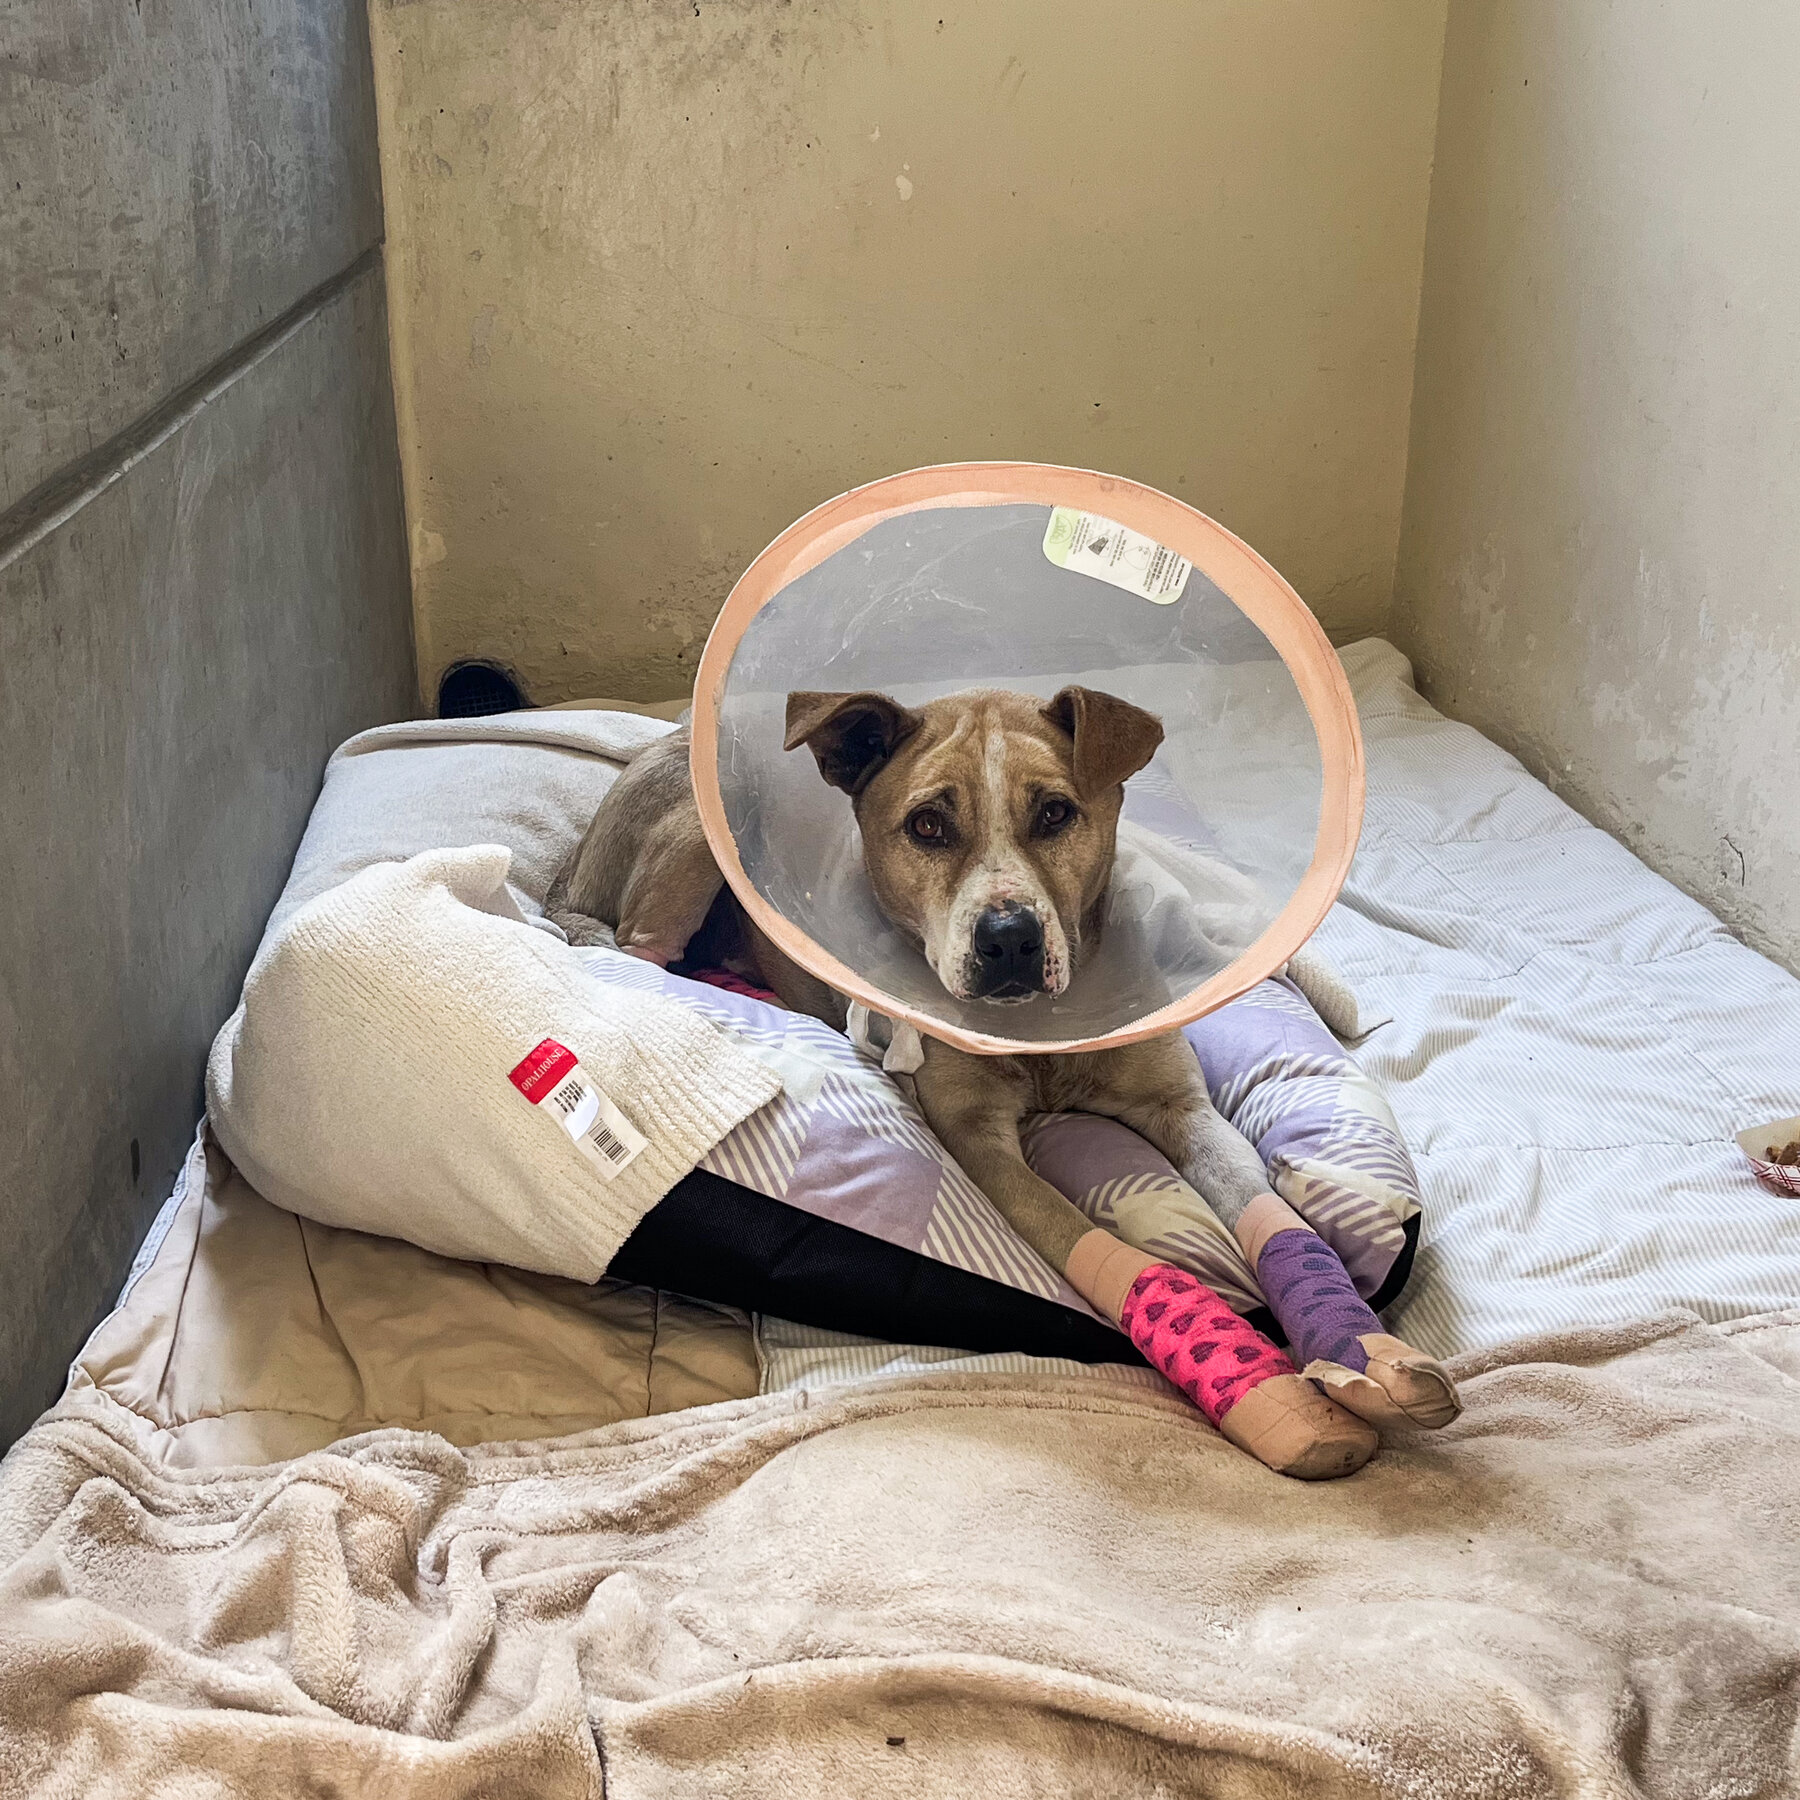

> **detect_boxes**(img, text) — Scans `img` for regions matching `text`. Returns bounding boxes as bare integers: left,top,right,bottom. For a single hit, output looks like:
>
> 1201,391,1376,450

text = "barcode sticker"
507,1038,648,1180
1043,506,1192,604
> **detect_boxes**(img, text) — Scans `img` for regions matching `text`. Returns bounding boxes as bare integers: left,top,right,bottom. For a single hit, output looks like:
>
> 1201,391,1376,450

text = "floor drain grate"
437,661,525,718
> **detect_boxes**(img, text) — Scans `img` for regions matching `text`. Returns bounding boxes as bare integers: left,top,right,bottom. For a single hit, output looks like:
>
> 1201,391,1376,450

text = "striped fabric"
1180,975,1421,1295
760,638,1800,1396
753,1315,1165,1396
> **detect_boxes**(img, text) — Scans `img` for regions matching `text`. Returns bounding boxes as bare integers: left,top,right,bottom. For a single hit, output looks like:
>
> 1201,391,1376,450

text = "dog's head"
784,686,1163,1003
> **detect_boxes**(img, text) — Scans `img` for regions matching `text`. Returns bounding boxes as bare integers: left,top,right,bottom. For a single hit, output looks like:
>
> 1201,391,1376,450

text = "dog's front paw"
1118,1264,1376,1479
1217,1373,1379,1480
1304,1334,1462,1431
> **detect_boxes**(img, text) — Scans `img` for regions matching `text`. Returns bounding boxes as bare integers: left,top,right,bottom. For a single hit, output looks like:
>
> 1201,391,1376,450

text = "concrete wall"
370,0,1449,704
1395,2,1800,971
0,1,417,1448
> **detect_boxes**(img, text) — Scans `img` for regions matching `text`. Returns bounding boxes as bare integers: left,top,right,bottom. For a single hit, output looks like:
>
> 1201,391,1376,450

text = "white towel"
205,843,782,1281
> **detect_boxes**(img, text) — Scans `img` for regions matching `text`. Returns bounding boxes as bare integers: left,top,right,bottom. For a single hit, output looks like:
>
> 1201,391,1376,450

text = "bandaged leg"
1236,1194,1461,1430
1066,1233,1377,1480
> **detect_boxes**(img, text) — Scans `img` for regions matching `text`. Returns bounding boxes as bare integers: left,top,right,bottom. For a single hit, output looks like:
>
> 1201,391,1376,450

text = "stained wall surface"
0,1,417,1447
1395,1,1800,970
371,0,1450,703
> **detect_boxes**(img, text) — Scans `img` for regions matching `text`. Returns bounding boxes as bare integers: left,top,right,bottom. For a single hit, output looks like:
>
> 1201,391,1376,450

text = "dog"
548,685,1458,1476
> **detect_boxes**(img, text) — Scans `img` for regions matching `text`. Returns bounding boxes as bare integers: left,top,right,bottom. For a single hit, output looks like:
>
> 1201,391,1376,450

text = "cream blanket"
4,1308,1796,1797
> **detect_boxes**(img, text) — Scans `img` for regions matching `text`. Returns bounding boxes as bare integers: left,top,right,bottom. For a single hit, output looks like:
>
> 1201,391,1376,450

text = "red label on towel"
509,1038,579,1103
506,1037,649,1180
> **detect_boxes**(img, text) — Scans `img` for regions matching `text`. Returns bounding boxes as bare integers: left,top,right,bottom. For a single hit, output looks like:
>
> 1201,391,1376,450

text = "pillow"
264,709,671,944
206,846,780,1282
228,710,1419,1344
1185,973,1422,1310
579,948,1101,1316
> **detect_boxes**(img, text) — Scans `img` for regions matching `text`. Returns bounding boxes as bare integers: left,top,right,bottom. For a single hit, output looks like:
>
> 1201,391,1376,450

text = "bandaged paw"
1217,1372,1379,1480
1120,1265,1290,1422
1118,1264,1377,1478
1304,1333,1462,1431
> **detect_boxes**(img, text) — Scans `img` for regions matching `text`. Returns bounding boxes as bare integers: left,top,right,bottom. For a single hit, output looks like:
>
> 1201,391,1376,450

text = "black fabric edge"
1367,1208,1423,1317
612,1167,1146,1370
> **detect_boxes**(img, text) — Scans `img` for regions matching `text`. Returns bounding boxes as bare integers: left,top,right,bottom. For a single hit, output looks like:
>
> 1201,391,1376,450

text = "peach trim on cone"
690,462,1365,1057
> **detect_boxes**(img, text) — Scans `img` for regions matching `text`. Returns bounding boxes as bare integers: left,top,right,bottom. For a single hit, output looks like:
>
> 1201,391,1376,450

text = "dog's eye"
1036,797,1076,834
907,808,950,845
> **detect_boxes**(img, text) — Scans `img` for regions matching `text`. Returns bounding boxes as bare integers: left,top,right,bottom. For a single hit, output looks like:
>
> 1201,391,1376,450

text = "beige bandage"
1065,1229,1160,1326
1234,1191,1312,1266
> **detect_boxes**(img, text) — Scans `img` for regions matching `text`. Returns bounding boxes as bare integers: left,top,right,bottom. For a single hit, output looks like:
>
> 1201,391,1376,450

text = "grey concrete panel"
0,0,384,511
0,265,416,1447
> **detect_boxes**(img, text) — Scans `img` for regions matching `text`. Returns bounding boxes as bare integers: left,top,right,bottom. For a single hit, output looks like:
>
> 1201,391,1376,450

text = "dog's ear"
784,691,924,795
1042,686,1165,796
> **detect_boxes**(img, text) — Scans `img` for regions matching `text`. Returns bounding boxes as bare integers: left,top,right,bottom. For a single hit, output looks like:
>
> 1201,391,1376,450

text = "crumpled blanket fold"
3,1308,1796,1798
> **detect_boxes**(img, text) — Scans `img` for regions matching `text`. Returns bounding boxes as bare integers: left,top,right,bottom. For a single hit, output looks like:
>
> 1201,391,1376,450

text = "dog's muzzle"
970,903,1046,999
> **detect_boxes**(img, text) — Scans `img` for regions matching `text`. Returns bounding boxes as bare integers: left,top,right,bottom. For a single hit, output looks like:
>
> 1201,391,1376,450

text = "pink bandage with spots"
1119,1264,1294,1426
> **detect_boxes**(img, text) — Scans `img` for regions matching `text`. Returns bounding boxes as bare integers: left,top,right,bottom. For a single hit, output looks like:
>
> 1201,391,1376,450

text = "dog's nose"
972,905,1045,995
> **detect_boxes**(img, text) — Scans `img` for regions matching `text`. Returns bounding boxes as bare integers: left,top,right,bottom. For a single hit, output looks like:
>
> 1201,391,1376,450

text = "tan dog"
549,687,1458,1478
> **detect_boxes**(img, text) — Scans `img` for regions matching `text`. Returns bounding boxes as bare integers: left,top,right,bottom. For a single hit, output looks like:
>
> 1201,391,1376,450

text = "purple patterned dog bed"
579,949,1421,1331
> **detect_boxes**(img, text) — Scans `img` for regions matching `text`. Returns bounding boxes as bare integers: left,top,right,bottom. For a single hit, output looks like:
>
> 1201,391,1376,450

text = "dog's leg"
544,830,716,961
543,845,622,949
914,1054,1104,1273
542,729,723,963
1102,1042,1460,1434
915,1048,1376,1479
610,824,724,966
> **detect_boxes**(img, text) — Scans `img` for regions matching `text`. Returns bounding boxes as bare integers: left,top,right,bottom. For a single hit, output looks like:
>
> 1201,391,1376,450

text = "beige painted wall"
1395,1,1800,971
370,0,1448,704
